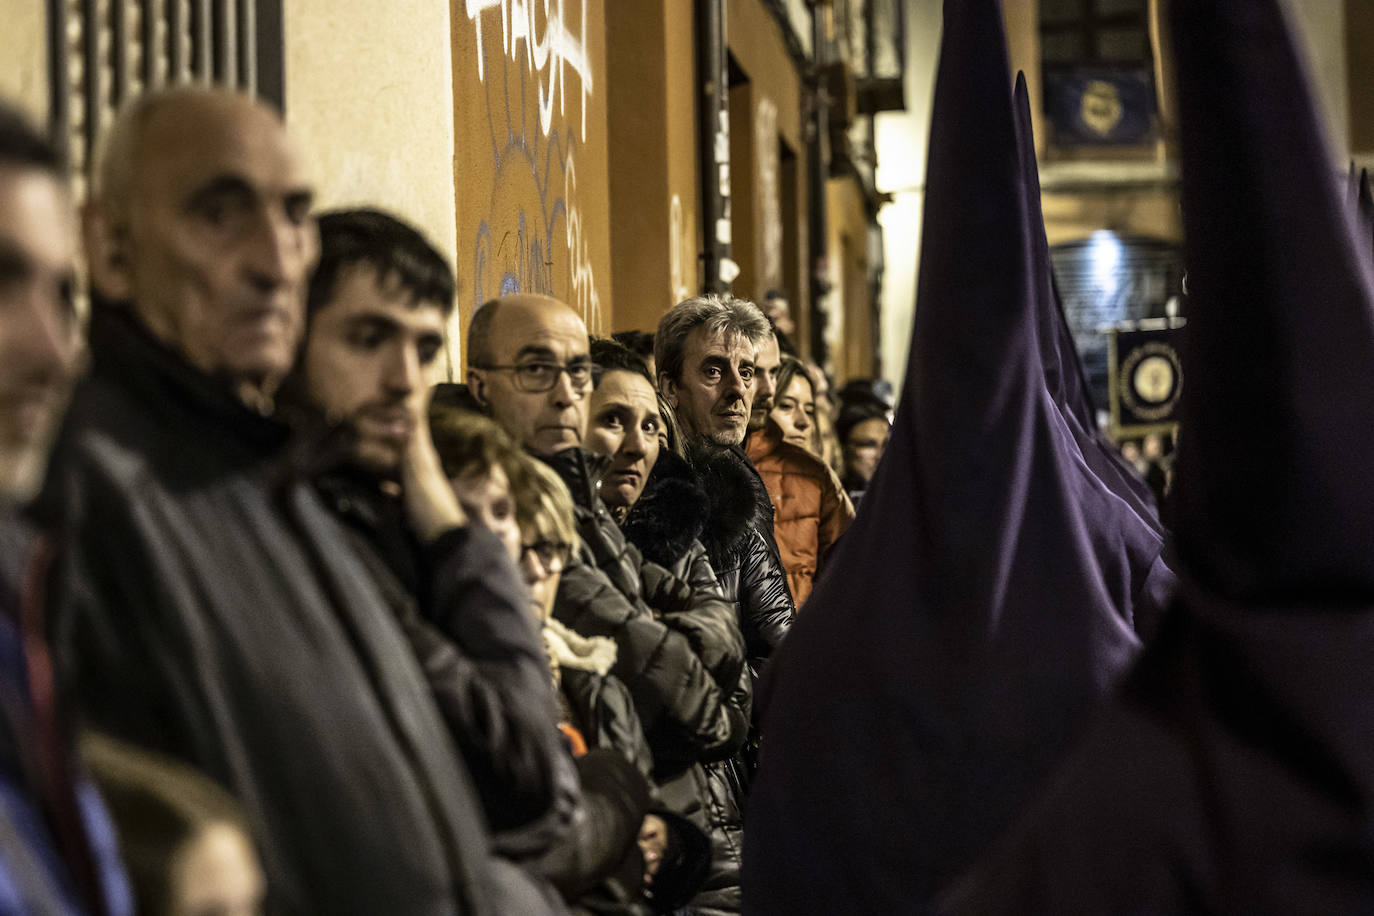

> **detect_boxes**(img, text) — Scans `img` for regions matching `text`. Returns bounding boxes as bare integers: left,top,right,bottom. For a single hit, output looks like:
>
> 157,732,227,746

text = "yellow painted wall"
663,0,702,311
1348,0,1374,158
727,0,807,313
284,0,459,371
826,174,873,383
285,0,457,259
451,0,612,344
605,0,701,334
0,2,47,124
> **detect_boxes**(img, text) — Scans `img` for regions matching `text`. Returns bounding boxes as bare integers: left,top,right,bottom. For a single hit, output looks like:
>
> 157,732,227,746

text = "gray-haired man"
654,294,794,915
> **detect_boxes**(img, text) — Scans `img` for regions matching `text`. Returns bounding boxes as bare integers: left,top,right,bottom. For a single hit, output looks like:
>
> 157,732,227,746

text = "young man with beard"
0,100,132,916
746,330,781,435
291,209,578,868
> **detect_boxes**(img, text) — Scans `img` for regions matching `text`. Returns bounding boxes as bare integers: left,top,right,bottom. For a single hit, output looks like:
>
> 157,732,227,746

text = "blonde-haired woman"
514,459,711,913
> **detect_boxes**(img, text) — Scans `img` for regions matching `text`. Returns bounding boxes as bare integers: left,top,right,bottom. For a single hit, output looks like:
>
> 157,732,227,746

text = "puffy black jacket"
622,451,755,916
684,444,795,672
542,449,748,779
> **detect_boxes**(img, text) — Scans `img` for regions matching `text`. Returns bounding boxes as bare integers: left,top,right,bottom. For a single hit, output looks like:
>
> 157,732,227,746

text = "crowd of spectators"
0,82,910,914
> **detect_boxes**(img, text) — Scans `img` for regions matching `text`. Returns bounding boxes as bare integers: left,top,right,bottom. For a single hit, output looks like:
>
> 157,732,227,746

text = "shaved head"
465,294,591,455
85,87,316,404
94,88,288,223
467,294,580,368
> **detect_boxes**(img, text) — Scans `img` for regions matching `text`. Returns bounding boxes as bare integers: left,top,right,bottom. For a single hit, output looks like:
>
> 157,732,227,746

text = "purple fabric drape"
742,1,1145,910
944,0,1374,907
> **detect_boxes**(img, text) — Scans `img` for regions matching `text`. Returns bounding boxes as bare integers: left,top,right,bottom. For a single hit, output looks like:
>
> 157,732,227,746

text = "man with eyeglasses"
466,295,749,844
466,294,596,458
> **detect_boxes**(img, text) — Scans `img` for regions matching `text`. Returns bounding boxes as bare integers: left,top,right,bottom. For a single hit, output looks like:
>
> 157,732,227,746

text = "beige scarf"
543,617,618,677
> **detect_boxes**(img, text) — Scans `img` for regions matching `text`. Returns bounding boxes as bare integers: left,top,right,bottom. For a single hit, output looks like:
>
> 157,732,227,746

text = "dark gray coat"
315,469,579,862
43,309,560,915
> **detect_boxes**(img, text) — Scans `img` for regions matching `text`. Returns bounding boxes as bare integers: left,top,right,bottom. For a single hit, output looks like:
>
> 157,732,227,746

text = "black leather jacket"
622,450,756,916
684,444,795,670
541,448,748,780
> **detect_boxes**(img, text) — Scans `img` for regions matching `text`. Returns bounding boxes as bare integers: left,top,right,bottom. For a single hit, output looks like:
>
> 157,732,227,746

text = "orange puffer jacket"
744,422,855,607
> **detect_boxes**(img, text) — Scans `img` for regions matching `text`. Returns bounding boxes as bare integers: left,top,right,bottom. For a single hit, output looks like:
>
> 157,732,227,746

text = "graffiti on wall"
669,194,692,305
465,0,594,142
462,0,603,332
756,98,782,288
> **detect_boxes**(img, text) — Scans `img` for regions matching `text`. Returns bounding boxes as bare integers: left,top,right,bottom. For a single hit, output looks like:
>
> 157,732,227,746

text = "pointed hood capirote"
1359,168,1373,261
741,0,1140,910
1014,72,1094,435
1169,0,1374,601
941,0,1374,909
1012,72,1163,533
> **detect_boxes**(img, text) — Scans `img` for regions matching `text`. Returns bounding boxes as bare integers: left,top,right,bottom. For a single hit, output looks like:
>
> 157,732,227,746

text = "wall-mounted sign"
1109,324,1184,437
1045,69,1155,146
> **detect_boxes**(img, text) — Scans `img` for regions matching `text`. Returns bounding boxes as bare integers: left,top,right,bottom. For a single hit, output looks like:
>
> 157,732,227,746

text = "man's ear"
83,201,135,302
658,372,678,409
466,367,489,408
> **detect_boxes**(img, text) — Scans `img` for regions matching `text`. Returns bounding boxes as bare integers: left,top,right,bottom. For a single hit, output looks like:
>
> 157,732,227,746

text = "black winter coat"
315,469,579,861
622,451,755,916
542,449,748,779
684,444,795,672
42,308,561,915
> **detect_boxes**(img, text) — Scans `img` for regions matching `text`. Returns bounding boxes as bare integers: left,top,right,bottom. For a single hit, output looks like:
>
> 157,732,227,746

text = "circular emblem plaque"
1119,341,1182,422
1132,355,1175,403
1082,80,1124,138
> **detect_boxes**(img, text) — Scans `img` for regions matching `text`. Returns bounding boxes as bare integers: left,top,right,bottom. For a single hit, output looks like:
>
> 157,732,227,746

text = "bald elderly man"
41,89,562,914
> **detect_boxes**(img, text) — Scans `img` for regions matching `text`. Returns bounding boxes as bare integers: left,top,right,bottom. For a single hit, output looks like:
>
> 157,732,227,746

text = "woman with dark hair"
835,400,892,506
746,356,855,608
587,337,754,916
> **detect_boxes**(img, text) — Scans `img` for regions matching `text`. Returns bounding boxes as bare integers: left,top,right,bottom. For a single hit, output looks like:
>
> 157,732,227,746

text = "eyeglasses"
474,361,599,394
521,540,572,571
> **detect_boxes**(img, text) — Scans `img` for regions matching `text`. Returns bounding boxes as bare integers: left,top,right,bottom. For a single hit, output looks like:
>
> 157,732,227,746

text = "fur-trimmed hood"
690,443,771,570
621,445,767,572
620,450,710,569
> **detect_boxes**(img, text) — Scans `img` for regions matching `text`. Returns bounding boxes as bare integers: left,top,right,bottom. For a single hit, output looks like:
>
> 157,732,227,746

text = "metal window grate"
47,0,282,191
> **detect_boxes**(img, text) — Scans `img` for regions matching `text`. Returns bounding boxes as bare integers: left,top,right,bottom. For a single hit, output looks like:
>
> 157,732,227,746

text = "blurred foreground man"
0,101,131,916
44,88,546,913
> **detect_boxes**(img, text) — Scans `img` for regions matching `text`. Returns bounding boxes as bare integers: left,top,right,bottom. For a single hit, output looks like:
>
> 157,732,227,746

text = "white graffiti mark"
756,98,782,286
669,194,690,305
466,0,594,143
562,153,603,332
